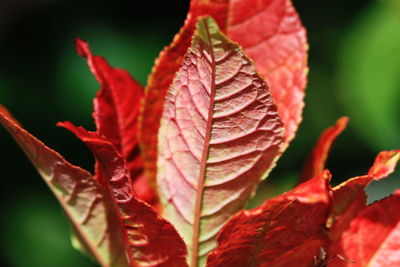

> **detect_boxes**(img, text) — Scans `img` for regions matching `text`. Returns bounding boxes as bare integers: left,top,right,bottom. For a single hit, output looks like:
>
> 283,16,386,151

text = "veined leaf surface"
60,122,188,267
139,0,230,186
207,171,332,267
227,0,308,143
157,17,284,266
0,106,128,267
140,0,307,185
75,39,156,205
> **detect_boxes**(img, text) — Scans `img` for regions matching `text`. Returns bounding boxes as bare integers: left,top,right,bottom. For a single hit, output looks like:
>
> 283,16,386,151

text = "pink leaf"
140,0,308,186
157,17,284,266
139,0,230,187
227,0,308,144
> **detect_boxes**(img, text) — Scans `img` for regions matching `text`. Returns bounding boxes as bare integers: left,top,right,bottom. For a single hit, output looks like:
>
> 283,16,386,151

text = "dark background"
0,0,399,266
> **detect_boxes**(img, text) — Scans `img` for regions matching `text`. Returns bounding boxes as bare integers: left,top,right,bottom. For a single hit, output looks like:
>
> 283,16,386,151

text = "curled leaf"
59,122,188,267
0,106,128,267
328,150,400,260
300,117,349,182
75,38,156,204
330,190,400,267
157,17,284,266
207,171,332,267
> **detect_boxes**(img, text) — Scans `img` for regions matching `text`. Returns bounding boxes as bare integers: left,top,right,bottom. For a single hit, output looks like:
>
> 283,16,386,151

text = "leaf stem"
191,18,216,267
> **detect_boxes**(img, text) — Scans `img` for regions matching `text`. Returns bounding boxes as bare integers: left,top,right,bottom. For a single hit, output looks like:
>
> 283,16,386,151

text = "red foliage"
1,0,400,266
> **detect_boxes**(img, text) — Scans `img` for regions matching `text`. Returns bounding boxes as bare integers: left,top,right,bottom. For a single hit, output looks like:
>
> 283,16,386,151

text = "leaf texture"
0,106,128,267
140,0,307,185
329,150,400,228
300,117,349,182
328,150,400,261
207,170,332,267
329,190,400,267
227,0,308,144
139,0,230,186
60,122,188,267
157,17,284,266
75,39,156,205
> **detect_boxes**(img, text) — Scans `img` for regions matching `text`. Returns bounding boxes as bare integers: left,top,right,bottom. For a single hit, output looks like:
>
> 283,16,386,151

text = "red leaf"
0,106,129,267
368,149,400,179
227,0,308,144
140,0,308,185
59,121,188,267
300,117,349,182
157,17,284,265
328,150,400,261
75,39,156,205
139,0,230,186
207,171,332,267
329,190,400,267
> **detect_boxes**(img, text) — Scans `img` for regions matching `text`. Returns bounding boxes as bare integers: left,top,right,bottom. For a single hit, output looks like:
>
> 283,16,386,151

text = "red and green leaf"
329,190,400,267
0,106,128,267
207,170,332,267
157,17,284,266
140,0,308,185
59,122,188,267
138,0,230,185
75,39,156,204
300,117,349,182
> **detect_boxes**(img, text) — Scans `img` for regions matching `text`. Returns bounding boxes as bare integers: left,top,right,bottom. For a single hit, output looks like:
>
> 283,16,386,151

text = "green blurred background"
0,0,399,266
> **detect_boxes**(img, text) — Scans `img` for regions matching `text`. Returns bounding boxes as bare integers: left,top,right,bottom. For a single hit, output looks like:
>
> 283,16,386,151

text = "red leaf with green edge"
207,170,332,267
0,106,129,267
75,39,156,205
157,17,284,266
59,121,188,267
329,190,400,267
139,0,230,187
328,150,400,260
227,0,308,144
300,117,349,183
140,0,307,186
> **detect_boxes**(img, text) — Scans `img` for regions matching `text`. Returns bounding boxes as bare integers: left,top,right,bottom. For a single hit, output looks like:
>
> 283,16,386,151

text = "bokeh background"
0,0,399,266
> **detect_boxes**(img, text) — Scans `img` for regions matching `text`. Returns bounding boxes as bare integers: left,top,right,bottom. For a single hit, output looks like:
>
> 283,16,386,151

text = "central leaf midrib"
191,19,217,267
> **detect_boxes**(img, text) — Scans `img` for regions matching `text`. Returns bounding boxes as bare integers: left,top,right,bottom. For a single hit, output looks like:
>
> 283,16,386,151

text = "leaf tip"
74,38,91,59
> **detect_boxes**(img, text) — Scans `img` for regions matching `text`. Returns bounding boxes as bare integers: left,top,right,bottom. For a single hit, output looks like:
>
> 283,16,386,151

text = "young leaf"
0,106,129,267
329,190,400,267
59,122,188,267
328,150,400,258
140,0,307,185
157,17,284,266
226,0,308,144
139,0,230,186
75,39,156,204
207,170,332,267
300,117,349,182
329,150,400,228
